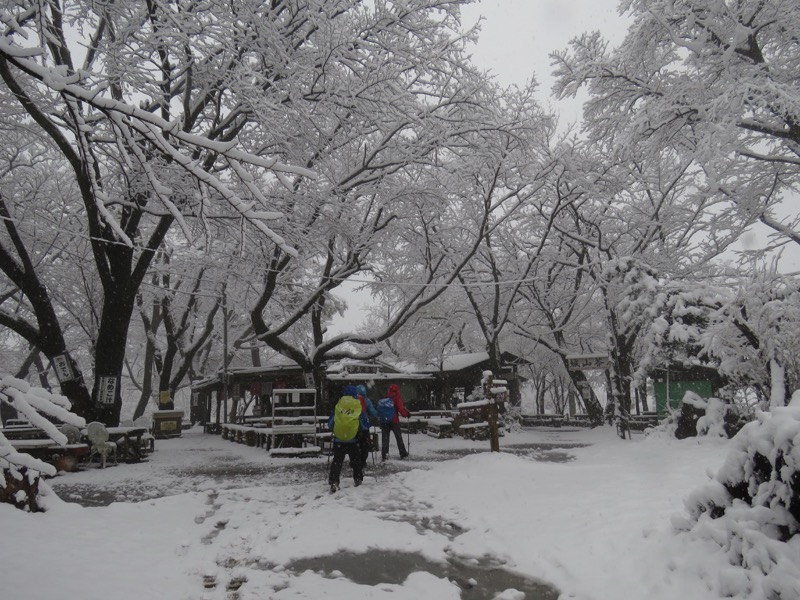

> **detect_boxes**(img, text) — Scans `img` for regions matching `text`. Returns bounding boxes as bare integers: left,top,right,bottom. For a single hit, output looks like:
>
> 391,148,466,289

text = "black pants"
381,421,407,459
357,429,373,469
328,441,363,486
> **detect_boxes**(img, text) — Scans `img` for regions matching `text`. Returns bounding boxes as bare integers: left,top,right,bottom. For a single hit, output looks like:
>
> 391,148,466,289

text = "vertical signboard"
303,372,314,388
98,376,117,405
52,354,74,383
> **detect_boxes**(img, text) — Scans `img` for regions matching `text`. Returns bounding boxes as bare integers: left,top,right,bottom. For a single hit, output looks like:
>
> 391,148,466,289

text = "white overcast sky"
461,0,630,110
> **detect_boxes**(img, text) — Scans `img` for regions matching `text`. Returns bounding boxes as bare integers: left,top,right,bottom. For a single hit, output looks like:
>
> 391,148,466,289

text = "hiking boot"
354,479,362,487
400,453,408,459
329,483,339,494
381,455,387,462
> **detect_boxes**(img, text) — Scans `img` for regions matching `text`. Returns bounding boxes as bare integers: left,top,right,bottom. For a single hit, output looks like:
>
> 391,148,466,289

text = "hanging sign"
98,376,117,405
567,354,611,371
52,354,74,383
303,372,314,388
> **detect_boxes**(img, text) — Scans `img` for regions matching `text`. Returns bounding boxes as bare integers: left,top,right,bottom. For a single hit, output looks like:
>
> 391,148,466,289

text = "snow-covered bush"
501,403,523,434
672,392,800,599
644,392,749,440
676,392,749,439
0,375,86,512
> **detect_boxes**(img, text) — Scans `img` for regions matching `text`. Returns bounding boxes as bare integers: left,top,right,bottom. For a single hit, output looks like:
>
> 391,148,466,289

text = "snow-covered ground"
0,425,740,599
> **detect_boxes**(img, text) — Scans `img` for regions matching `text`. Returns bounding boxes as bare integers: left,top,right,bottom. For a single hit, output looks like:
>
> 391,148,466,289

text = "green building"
652,366,720,415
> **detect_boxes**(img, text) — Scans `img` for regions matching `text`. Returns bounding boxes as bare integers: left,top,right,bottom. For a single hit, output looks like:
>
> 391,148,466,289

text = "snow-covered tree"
238,3,559,407
552,0,800,254
637,261,800,409
1,1,318,424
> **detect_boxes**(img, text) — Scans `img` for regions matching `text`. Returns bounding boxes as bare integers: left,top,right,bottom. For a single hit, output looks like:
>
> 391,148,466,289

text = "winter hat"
356,384,367,398
343,384,358,397
388,384,400,397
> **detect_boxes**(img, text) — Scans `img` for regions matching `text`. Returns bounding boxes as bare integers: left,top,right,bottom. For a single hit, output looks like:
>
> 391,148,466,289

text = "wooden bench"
415,410,457,419
563,415,592,427
203,422,221,434
458,422,489,440
521,414,565,427
628,415,660,431
221,424,271,448
426,418,454,438
10,439,90,473
271,421,321,457
399,417,428,434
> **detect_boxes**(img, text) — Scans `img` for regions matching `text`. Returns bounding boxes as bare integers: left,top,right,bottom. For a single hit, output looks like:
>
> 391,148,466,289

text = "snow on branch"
0,442,56,478
0,375,87,484
0,375,86,446
0,43,314,177
0,37,316,256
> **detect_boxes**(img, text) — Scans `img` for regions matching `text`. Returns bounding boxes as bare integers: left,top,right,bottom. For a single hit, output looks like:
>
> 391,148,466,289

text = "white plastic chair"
134,416,155,453
86,422,117,468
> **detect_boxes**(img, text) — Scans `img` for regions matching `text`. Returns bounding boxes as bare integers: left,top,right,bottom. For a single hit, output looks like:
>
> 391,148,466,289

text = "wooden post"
487,401,500,452
483,372,501,452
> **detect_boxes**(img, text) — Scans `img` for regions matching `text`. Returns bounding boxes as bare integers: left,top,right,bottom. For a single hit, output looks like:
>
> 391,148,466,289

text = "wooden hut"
190,357,435,428
190,359,305,429
323,358,435,413
416,352,528,408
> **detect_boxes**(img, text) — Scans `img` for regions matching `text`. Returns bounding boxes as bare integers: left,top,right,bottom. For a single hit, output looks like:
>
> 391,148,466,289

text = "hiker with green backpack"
327,385,368,493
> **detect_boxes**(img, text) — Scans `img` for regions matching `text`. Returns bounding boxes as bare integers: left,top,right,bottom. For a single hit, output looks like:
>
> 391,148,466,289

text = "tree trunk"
566,369,604,425
92,291,138,426
133,297,161,420
158,337,177,410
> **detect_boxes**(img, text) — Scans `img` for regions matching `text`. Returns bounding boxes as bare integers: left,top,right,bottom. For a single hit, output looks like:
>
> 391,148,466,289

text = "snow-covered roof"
417,352,491,373
324,358,400,374
190,358,302,388
326,372,433,381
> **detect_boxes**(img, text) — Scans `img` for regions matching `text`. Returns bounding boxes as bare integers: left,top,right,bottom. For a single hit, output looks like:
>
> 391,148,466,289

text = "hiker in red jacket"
379,384,410,461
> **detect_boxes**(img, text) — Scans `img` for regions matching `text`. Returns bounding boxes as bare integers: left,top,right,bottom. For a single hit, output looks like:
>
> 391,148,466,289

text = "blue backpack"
377,397,395,425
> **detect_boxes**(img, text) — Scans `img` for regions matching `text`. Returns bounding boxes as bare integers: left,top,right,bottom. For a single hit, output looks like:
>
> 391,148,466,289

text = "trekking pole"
326,437,331,470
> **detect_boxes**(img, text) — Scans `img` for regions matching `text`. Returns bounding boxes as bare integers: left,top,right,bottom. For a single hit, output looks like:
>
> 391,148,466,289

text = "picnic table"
426,418,454,438
80,426,149,463
106,426,149,462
